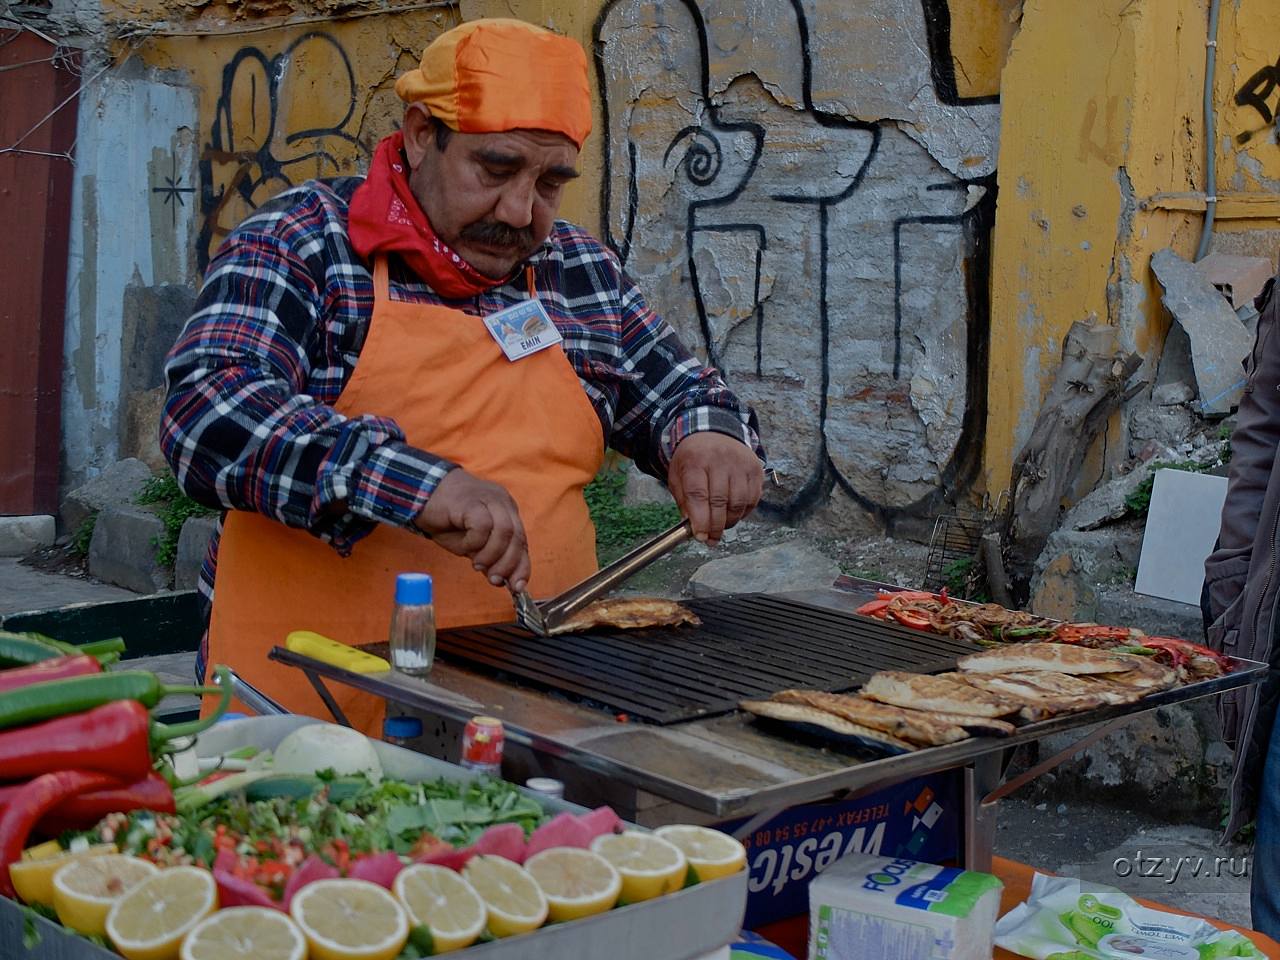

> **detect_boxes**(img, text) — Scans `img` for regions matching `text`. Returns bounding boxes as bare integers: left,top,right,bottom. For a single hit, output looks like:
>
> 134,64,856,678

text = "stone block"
1060,467,1153,532
88,504,170,594
1092,587,1205,641
174,514,218,591
61,458,153,534
687,541,840,598
1028,702,1219,815
0,516,56,557
1151,381,1195,406
1128,401,1195,458
623,464,670,506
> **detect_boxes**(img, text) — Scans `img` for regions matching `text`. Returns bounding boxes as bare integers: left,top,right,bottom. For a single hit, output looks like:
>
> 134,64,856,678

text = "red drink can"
461,715,504,775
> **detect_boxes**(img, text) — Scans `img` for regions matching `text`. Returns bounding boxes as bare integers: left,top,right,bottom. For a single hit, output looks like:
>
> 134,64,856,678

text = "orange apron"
204,256,604,733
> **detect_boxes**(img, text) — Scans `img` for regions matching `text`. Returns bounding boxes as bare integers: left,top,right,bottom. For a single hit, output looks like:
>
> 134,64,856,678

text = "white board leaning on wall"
1134,469,1230,607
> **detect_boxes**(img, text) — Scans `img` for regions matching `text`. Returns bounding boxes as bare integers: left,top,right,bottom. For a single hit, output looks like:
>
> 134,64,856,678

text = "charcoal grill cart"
270,580,1265,872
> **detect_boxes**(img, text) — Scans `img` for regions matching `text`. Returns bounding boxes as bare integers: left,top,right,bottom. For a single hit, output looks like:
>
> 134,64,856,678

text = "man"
160,18,765,733
1204,270,1279,937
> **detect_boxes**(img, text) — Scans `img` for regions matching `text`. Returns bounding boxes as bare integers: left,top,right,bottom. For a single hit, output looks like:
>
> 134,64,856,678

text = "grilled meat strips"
861,671,1022,718
549,597,701,634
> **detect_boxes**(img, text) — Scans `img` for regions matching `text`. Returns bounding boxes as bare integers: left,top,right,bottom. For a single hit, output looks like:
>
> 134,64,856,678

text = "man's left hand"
667,433,764,546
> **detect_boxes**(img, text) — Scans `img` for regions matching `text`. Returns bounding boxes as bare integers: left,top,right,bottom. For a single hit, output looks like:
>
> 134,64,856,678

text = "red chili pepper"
889,609,934,630
0,655,101,694
28,772,175,836
0,770,119,897
1140,637,1233,672
0,699,153,783
855,599,892,617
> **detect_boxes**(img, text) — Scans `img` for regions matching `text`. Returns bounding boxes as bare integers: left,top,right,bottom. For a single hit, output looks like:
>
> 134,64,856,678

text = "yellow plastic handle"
285,630,391,674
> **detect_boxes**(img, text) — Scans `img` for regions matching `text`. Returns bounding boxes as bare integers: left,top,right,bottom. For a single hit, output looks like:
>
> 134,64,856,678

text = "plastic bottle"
389,572,435,676
383,715,423,749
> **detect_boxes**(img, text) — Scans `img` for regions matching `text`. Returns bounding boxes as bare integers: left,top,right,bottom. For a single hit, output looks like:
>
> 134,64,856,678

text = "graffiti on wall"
198,31,365,268
1235,50,1280,146
596,0,1000,523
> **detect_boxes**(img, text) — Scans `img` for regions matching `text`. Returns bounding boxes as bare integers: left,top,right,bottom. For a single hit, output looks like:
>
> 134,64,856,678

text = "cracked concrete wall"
597,0,1007,523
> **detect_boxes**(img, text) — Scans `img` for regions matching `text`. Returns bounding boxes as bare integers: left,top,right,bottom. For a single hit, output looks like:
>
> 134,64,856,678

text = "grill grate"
415,594,980,725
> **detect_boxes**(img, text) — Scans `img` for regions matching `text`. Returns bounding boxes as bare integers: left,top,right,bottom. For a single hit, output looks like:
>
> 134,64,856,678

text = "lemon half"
524,847,622,921
461,854,548,938
181,906,307,960
654,825,747,882
105,865,217,960
9,843,117,907
589,832,687,903
52,854,158,936
290,877,409,960
392,863,486,953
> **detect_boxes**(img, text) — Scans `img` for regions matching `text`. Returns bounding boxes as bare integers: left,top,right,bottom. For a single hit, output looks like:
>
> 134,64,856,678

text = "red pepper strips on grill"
0,772,175,836
0,665,234,781
0,655,101,694
1140,637,1234,673
0,770,120,898
0,669,222,731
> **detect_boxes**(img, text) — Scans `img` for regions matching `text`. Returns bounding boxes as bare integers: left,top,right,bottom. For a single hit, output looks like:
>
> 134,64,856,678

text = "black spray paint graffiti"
198,32,365,269
1235,51,1280,146
596,0,998,525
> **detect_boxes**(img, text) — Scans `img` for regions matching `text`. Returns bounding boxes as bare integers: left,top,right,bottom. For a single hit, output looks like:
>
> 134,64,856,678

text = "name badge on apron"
483,298,563,362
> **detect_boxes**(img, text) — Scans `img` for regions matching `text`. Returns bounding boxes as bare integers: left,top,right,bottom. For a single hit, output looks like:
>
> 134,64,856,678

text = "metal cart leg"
302,668,353,728
962,752,1004,872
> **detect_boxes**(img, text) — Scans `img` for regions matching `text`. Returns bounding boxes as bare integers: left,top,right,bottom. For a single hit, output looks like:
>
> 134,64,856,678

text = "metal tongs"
514,518,694,636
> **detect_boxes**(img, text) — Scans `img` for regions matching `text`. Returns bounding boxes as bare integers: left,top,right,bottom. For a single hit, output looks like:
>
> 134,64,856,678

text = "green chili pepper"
0,670,221,730
0,631,126,668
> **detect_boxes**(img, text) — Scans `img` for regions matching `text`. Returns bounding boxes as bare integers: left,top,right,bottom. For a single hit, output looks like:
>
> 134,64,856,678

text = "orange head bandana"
394,18,592,149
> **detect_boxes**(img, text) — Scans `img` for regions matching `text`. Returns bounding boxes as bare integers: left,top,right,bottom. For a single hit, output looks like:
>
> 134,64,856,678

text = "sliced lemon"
524,847,621,921
654,825,747,882
290,877,409,960
10,842,117,907
180,906,307,960
105,864,217,960
461,854,548,938
392,863,486,953
589,831,687,903
52,854,158,936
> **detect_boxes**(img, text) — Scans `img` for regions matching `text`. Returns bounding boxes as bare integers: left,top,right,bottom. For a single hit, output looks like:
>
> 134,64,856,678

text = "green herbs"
135,474,216,568
381,778,544,853
585,466,680,559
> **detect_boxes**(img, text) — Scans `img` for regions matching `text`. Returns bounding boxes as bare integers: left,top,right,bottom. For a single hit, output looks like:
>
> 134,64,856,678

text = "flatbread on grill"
861,671,1022,718
956,673,1108,721
956,643,1138,675
999,670,1141,706
740,700,917,752
772,690,1014,746
550,597,701,634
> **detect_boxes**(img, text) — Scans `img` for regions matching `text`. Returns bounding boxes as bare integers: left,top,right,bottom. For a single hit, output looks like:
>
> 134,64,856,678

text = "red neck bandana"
348,132,504,299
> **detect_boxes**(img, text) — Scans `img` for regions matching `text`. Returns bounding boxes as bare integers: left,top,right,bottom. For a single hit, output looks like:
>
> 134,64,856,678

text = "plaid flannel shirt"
160,177,764,616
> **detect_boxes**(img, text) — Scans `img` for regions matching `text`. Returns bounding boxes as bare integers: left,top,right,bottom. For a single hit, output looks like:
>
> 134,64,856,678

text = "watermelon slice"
347,850,404,889
578,806,623,840
212,850,283,911
470,822,529,864
282,855,339,909
524,811,593,859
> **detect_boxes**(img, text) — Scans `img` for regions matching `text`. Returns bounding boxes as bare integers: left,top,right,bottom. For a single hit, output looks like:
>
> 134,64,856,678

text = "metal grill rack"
366,594,981,725
922,511,985,594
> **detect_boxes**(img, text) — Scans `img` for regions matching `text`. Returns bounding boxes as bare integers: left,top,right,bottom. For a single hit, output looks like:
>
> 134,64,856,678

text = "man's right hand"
414,468,530,592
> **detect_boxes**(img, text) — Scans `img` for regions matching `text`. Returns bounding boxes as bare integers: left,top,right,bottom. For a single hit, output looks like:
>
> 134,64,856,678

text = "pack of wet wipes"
994,872,1264,959
808,853,1002,960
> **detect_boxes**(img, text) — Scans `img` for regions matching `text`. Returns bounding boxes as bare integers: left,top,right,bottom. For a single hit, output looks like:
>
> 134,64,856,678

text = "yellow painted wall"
985,0,1280,500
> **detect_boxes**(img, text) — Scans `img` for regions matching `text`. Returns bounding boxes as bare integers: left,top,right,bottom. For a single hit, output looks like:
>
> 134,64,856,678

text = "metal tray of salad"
2,715,746,960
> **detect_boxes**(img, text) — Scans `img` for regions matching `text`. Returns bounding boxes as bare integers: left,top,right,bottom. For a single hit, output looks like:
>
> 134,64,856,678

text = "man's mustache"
459,220,535,250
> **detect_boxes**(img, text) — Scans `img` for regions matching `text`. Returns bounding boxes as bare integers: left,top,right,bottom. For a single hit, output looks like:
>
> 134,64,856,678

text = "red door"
0,31,79,515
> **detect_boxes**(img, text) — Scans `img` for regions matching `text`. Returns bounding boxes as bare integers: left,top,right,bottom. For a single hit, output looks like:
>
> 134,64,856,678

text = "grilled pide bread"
550,598,701,634
739,699,917,751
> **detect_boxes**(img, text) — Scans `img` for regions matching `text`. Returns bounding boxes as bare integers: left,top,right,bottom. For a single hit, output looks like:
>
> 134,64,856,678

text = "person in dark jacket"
1204,272,1280,936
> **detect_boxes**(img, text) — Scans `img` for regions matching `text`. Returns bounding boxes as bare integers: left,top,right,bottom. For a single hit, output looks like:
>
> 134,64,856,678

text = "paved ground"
0,550,1264,933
